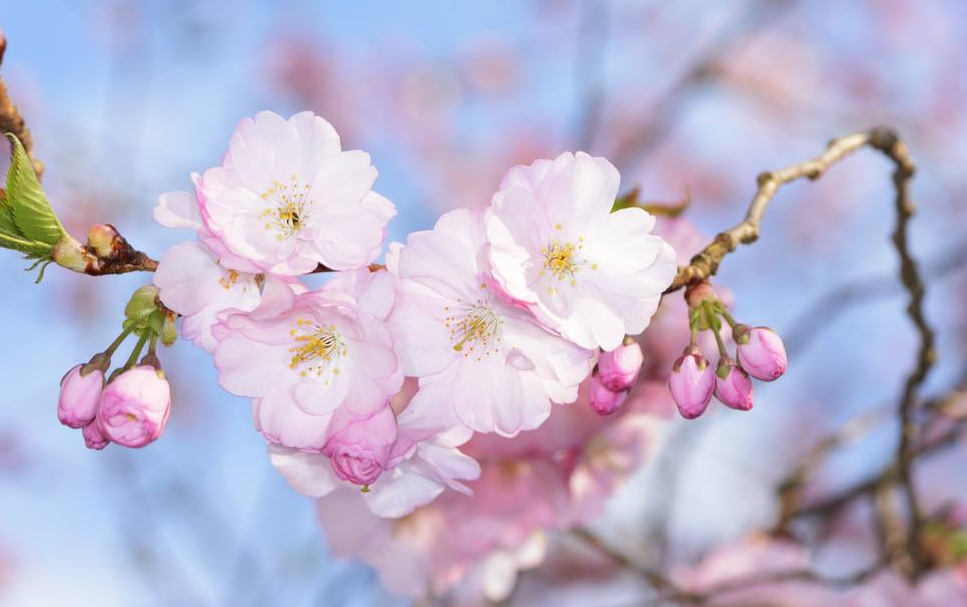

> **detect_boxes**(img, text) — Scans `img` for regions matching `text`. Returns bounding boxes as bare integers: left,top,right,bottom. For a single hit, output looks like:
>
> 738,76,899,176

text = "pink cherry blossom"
486,152,677,350
597,340,644,392
212,271,403,450
154,242,263,353
669,347,715,419
269,380,479,518
389,208,594,437
196,111,396,275
96,366,171,448
314,378,668,600
58,364,103,429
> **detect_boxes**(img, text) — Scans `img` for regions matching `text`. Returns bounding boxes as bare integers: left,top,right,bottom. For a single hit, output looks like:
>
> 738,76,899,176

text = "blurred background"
1,1,967,606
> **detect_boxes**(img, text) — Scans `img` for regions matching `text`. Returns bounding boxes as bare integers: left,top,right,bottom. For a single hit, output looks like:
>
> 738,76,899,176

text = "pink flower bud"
58,364,104,429
714,360,754,411
323,407,397,486
97,366,171,448
597,341,644,392
82,420,110,450
589,374,626,416
735,325,787,382
669,347,715,419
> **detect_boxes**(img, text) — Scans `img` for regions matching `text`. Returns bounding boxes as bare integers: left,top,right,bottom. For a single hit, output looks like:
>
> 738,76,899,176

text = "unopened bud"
734,325,787,382
125,285,161,323
669,346,715,419
597,340,643,392
87,224,121,259
52,236,91,272
589,374,626,416
714,358,754,411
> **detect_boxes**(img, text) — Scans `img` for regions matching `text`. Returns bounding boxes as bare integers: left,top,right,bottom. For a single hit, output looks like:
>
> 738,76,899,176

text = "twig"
666,129,899,293
773,408,889,534
869,127,936,577
0,26,44,178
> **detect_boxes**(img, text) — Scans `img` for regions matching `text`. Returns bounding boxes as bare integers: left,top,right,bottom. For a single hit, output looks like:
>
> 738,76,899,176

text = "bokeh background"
2,1,967,606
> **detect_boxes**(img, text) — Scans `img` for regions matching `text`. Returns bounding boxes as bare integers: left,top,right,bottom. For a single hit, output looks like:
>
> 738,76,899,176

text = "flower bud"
669,347,715,419
82,420,110,450
125,285,161,323
52,235,92,272
322,407,397,486
58,364,104,429
97,366,171,448
597,340,644,392
589,374,626,416
87,224,121,259
734,325,787,382
714,359,754,411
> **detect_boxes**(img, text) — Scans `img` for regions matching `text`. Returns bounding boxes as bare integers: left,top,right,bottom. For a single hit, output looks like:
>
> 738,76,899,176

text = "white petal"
268,444,338,498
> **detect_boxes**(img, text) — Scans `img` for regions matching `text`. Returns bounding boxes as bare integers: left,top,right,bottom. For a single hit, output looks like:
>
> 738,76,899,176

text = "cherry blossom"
269,377,479,518
389,208,594,437
197,111,396,275
212,268,403,450
486,152,677,350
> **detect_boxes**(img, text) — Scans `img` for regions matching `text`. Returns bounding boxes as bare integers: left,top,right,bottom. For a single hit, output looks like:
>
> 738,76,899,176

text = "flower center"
444,300,503,360
288,319,347,382
540,236,587,284
260,174,312,239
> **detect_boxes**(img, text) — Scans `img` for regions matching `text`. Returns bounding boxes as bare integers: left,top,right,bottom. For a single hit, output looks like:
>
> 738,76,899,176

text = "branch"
0,26,43,179
874,126,936,577
666,129,903,293
574,527,884,607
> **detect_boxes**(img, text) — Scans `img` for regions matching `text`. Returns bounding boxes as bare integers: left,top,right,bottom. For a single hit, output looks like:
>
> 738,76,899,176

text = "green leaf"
0,188,20,239
0,230,51,257
5,134,65,245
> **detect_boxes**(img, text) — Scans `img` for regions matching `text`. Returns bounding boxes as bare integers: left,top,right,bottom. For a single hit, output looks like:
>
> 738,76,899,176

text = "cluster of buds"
669,282,787,419
57,285,176,449
589,339,644,415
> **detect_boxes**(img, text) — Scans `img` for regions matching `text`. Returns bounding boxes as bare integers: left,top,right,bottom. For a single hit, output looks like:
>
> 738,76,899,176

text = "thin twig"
666,129,883,293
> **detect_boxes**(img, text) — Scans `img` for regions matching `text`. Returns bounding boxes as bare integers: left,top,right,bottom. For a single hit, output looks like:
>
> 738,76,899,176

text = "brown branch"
574,527,884,607
773,408,888,534
665,129,883,293
869,127,936,577
54,225,159,276
791,409,967,522
0,26,44,179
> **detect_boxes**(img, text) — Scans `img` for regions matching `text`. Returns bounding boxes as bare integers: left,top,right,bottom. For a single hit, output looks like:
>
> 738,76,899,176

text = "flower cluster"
57,285,175,450
143,111,678,517
668,282,787,419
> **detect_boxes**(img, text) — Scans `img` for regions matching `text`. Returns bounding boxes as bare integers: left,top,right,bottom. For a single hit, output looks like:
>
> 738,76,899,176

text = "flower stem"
705,306,728,358
720,307,738,329
123,332,149,370
104,326,134,357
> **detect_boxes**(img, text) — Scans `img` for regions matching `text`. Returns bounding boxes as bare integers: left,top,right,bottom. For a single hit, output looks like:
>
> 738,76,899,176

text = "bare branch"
0,26,44,178
869,126,936,577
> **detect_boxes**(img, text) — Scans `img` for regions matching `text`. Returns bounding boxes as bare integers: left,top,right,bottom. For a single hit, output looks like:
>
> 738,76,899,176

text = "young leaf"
5,134,66,246
0,188,20,240
0,230,51,257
